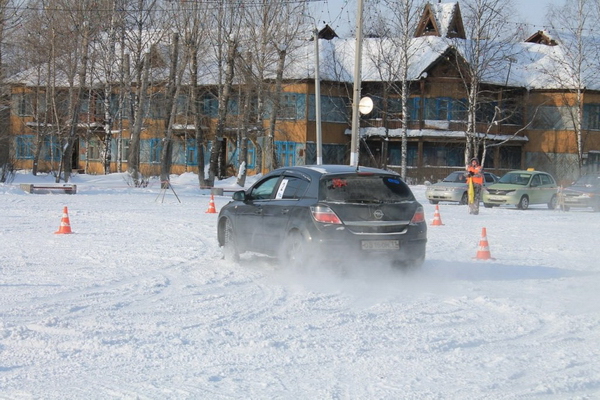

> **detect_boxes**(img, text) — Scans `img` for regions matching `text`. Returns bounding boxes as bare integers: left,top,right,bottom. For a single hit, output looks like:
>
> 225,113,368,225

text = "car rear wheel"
281,231,310,270
517,195,529,210
484,203,494,208
428,199,439,205
222,218,240,263
459,192,468,205
548,195,558,210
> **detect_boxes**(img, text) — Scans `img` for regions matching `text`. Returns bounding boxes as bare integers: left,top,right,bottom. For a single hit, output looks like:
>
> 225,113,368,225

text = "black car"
217,165,427,268
559,173,600,211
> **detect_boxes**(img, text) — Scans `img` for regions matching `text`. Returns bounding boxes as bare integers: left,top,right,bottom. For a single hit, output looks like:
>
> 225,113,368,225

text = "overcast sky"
309,0,564,37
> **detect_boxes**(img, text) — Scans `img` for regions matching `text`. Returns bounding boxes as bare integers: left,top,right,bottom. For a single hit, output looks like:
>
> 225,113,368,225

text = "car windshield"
442,172,467,183
321,174,414,203
573,174,600,187
498,172,531,185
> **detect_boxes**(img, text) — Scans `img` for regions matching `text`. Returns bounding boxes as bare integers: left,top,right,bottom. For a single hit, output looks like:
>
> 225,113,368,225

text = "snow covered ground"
1,171,599,399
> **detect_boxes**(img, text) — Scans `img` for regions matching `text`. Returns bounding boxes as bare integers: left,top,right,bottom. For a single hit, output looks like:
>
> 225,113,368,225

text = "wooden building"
6,1,600,184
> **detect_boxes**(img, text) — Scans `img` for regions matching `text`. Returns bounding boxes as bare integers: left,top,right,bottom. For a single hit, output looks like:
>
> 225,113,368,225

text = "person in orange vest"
466,157,484,215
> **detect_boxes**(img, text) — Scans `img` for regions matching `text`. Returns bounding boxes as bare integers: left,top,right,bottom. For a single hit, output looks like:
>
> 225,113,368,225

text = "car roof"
277,164,401,177
505,170,549,175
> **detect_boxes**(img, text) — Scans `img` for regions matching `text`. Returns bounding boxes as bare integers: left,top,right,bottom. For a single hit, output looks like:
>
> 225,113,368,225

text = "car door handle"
254,208,263,215
281,208,290,215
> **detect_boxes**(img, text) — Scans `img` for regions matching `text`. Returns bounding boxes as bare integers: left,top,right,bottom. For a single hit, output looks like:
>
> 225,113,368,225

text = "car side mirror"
232,190,246,201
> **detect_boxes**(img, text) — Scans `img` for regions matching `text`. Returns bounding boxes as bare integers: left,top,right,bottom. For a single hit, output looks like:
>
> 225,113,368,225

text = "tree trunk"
128,53,149,186
160,33,180,187
208,37,236,186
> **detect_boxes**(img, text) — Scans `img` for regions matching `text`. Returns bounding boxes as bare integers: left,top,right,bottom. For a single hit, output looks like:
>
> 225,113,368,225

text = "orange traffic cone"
431,205,444,226
473,227,495,260
55,206,73,234
205,194,217,214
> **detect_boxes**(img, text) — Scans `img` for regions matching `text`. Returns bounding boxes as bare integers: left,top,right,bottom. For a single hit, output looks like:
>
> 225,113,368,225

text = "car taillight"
410,206,425,224
310,205,342,224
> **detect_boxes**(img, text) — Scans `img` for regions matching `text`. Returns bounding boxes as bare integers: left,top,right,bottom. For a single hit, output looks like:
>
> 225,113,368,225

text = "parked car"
425,171,500,205
482,170,559,210
217,165,427,269
559,173,600,212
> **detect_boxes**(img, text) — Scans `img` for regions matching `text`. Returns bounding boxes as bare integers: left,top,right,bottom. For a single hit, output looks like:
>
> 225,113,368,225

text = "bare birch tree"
454,0,517,167
365,0,425,178
123,0,162,186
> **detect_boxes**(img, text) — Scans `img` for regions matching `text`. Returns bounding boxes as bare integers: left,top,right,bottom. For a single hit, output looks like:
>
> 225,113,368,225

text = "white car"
426,171,500,205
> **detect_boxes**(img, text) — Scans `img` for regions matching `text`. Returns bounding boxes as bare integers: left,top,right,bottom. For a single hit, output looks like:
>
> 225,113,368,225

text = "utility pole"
314,27,323,165
349,0,364,167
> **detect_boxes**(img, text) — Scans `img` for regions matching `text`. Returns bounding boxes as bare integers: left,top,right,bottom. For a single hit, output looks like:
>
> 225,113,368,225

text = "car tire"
281,230,309,270
428,199,439,205
484,203,494,208
459,192,468,205
222,218,240,263
548,195,558,210
517,195,529,210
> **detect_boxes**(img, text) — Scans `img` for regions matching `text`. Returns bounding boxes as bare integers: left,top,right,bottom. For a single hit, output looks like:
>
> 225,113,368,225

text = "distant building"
6,1,600,183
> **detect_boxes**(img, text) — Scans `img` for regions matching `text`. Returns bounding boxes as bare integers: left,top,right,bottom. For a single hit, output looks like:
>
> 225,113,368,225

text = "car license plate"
361,240,399,250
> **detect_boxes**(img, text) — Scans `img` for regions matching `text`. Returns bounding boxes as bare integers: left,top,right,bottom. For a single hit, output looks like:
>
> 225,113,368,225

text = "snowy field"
1,171,599,399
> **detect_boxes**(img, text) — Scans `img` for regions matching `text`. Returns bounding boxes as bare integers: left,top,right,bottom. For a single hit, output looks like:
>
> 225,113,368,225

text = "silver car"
559,173,600,212
426,171,500,205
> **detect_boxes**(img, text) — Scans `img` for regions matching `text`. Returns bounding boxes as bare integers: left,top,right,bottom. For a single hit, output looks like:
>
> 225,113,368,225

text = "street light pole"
314,28,323,165
349,0,364,167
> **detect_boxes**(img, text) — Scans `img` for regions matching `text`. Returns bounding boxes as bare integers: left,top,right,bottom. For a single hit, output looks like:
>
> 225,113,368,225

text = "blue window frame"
203,93,218,117
43,136,61,161
15,135,35,159
408,97,420,120
185,139,198,166
276,141,296,167
149,139,162,163
229,140,256,170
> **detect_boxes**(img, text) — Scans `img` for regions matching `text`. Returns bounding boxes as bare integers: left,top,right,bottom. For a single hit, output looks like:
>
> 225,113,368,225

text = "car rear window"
321,175,414,203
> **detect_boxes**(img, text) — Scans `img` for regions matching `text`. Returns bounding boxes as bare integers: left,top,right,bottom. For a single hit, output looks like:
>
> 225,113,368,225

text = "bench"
20,183,77,194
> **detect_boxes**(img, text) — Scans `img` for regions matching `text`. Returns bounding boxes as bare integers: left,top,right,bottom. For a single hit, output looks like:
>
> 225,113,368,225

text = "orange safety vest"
467,165,484,185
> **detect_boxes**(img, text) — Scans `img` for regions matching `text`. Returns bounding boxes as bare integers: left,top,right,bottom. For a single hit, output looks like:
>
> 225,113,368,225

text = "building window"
202,93,218,117
279,94,299,120
118,139,130,162
229,140,256,170
15,135,35,159
276,141,296,166
584,104,600,130
422,143,463,166
149,93,166,119
12,94,34,117
531,105,574,130
43,136,61,161
185,138,198,166
149,139,162,163
423,97,468,121
87,139,102,160
308,95,348,123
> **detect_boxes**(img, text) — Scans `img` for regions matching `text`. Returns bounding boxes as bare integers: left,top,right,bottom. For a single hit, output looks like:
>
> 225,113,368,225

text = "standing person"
466,157,484,215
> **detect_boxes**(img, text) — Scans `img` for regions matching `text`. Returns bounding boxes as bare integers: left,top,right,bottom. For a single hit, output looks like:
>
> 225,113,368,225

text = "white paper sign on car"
275,179,288,199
